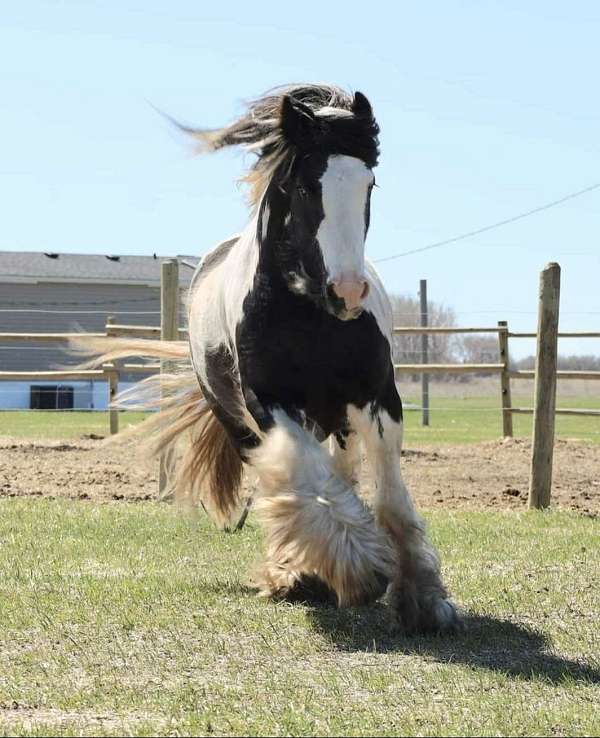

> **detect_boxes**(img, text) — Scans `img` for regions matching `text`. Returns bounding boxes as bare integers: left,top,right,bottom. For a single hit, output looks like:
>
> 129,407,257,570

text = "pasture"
2,377,599,446
1,503,598,736
0,381,598,736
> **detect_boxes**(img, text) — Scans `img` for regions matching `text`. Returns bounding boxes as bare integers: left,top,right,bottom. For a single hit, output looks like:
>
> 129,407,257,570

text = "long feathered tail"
71,337,244,527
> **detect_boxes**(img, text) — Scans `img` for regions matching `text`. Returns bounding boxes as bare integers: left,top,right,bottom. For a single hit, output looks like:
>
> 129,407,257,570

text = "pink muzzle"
330,280,370,311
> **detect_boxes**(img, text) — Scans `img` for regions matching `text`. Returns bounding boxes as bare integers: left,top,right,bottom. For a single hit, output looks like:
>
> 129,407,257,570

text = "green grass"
401,394,600,445
0,499,598,736
0,411,147,440
2,391,599,445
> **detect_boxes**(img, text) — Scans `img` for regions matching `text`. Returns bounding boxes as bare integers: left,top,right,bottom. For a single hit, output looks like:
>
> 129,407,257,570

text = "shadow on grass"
306,605,600,684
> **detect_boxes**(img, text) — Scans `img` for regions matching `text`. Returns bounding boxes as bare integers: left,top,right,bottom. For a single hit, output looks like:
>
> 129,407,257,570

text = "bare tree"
389,294,458,381
389,292,600,381
456,335,499,375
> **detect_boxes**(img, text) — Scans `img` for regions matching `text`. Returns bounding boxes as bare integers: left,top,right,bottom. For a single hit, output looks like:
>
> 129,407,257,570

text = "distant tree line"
512,355,600,371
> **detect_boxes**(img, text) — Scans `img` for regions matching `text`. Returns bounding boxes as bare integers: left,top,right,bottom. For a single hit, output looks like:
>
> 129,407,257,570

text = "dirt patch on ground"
0,435,598,515
0,437,157,503
398,437,599,516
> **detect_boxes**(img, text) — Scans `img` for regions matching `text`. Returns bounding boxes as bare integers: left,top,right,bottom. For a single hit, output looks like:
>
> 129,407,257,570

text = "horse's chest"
237,301,390,430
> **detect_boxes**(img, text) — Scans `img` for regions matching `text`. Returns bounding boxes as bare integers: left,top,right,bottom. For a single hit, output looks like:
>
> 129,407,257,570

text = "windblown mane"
181,84,380,207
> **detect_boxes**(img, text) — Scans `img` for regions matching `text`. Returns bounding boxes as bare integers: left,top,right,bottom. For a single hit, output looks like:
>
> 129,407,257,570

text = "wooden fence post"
420,279,430,426
159,259,179,498
528,262,561,510
104,316,119,435
497,320,513,437
104,363,119,435
161,260,179,346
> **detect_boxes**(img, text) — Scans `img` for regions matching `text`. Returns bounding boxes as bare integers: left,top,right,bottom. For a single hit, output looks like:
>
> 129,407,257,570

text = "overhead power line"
374,182,600,263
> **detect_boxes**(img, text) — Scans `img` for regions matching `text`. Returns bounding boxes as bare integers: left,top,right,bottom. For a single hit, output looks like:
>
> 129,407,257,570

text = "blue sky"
1,1,599,357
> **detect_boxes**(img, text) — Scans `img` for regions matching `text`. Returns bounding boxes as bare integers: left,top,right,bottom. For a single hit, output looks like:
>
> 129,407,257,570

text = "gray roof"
0,250,197,285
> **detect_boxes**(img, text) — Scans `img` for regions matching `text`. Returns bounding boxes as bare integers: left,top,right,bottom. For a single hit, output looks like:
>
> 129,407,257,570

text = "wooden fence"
1,261,598,508
393,324,600,433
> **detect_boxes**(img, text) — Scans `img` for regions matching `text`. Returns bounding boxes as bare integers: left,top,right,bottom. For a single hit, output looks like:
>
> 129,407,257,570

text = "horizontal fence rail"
106,324,188,339
392,321,599,439
510,407,600,417
0,332,106,342
0,369,106,381
395,363,504,374
393,326,506,334
508,331,600,338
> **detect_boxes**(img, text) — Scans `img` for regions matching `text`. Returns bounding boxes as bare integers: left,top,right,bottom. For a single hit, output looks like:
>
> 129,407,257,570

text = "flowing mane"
182,83,380,207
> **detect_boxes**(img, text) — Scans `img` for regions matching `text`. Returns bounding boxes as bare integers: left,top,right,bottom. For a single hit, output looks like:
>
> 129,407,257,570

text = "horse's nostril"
328,279,369,312
326,282,338,301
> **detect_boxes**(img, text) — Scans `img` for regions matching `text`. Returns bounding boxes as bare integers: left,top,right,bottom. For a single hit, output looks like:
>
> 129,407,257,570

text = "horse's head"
185,84,379,320
260,90,379,321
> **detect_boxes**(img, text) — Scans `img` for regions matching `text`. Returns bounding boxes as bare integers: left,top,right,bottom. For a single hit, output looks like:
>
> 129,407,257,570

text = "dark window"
30,385,74,410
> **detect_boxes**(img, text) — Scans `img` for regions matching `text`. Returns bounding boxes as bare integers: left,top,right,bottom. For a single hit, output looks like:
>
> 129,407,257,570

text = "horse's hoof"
280,574,338,606
424,598,463,634
392,592,463,635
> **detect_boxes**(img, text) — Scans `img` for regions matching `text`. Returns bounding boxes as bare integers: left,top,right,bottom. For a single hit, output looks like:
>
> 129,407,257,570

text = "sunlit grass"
0,499,598,736
401,393,600,445
1,391,598,445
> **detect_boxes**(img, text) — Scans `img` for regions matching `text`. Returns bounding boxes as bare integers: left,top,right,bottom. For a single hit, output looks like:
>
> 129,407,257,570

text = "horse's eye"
297,185,308,198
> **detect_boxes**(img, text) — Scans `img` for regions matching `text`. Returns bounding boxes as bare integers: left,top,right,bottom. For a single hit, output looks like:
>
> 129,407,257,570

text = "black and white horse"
95,84,459,633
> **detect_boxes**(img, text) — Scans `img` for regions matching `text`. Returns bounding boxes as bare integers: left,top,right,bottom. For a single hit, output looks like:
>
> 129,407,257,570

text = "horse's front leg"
248,409,394,606
331,425,361,490
348,398,461,634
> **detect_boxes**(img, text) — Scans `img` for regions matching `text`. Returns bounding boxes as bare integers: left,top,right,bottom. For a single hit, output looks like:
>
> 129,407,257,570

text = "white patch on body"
187,212,261,433
362,259,394,341
315,106,353,118
261,202,270,242
316,155,373,285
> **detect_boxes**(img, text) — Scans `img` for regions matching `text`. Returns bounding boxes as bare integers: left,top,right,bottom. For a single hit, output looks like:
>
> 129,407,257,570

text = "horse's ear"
352,91,374,119
280,95,317,148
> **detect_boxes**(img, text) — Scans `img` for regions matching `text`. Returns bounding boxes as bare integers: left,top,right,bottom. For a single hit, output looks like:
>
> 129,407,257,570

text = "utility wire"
374,182,600,263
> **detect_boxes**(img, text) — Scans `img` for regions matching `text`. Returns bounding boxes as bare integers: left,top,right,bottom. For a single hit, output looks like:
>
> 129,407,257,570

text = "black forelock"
307,112,380,169
274,85,380,167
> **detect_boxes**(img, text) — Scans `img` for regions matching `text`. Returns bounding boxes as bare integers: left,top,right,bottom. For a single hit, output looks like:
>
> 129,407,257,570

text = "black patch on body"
237,274,401,439
334,429,349,451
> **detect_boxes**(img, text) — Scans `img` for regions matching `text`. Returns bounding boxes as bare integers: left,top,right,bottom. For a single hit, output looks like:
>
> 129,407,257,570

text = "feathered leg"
249,410,394,606
349,402,461,634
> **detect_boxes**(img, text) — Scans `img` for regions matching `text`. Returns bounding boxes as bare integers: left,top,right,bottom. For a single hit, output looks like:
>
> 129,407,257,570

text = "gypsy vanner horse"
89,84,460,634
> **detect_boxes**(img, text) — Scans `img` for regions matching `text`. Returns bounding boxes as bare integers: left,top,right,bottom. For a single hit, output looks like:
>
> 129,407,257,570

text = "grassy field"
1,391,598,735
1,390,599,445
0,499,598,736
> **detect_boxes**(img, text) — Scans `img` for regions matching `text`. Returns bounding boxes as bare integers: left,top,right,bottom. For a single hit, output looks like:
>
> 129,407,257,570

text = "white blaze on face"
316,155,374,286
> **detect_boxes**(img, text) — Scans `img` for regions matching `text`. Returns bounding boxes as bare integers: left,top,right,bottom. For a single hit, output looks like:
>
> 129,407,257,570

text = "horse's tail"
71,337,244,527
